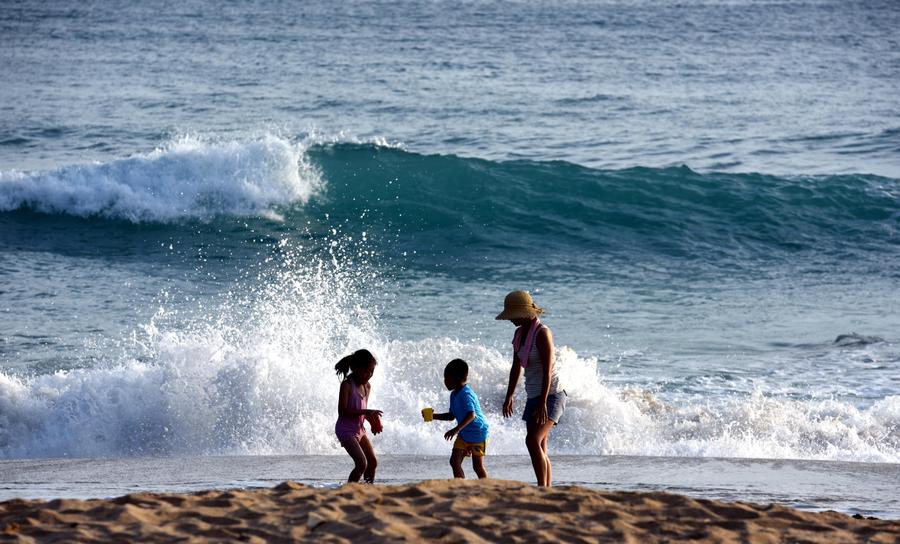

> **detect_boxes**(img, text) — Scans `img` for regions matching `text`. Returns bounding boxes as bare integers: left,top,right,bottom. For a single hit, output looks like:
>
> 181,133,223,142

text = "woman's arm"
503,355,523,417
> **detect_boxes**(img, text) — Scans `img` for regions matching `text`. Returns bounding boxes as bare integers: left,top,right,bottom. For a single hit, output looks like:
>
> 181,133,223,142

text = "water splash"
0,135,320,222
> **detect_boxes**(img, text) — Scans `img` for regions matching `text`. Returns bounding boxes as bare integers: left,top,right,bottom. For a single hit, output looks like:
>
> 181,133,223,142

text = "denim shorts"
522,391,567,425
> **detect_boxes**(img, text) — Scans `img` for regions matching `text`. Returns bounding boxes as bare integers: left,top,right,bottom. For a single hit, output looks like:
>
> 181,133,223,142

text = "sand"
1,479,897,543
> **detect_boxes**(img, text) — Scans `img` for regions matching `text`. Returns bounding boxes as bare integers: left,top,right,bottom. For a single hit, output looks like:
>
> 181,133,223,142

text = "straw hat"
495,290,545,320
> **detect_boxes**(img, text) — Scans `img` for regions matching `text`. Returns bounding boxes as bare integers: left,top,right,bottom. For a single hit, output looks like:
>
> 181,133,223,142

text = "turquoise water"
1,1,898,472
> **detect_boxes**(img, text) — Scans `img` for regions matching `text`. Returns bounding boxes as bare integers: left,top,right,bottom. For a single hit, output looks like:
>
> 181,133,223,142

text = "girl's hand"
534,402,549,426
444,427,459,441
365,409,383,418
502,396,514,418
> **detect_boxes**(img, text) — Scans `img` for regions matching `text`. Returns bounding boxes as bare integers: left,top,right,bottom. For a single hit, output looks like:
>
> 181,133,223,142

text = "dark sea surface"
1,0,899,509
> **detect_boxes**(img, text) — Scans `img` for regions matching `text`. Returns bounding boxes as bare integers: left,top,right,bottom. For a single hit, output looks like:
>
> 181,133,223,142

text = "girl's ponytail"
335,353,353,378
335,349,375,378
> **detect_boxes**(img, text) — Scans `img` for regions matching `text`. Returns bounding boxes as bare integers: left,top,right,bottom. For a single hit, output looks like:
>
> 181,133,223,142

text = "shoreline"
3,454,898,519
2,479,898,543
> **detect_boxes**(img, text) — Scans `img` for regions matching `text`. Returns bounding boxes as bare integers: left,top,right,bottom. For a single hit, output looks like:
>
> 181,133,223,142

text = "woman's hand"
444,426,460,441
502,396,514,418
364,409,383,418
534,402,549,426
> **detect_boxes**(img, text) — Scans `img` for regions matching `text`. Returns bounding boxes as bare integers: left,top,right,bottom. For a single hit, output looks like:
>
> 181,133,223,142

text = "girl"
497,290,566,487
334,349,382,483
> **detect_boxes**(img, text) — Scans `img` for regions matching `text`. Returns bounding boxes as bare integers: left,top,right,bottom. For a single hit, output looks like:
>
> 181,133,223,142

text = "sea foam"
0,135,319,222
3,333,898,462
1,238,897,462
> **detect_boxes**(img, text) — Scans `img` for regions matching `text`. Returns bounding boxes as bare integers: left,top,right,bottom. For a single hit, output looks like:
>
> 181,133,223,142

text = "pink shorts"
335,417,365,443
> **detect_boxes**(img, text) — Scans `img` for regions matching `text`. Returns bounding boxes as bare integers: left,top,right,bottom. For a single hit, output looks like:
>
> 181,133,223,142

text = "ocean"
1,0,899,516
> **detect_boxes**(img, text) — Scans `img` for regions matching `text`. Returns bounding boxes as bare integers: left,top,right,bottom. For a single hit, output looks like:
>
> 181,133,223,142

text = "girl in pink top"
334,349,382,483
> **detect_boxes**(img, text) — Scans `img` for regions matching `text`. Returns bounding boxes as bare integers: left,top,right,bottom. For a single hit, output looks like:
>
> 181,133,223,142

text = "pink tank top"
335,378,368,440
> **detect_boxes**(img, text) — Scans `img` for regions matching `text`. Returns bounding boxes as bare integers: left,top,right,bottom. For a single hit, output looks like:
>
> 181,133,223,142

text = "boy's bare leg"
525,419,555,486
472,455,488,479
359,435,378,483
341,438,367,483
449,449,466,478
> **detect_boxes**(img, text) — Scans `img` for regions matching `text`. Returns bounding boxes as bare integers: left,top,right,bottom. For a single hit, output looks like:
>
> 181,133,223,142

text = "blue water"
1,0,899,476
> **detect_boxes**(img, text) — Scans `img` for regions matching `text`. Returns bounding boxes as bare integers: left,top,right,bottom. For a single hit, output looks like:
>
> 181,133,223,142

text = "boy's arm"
444,411,476,441
432,412,454,421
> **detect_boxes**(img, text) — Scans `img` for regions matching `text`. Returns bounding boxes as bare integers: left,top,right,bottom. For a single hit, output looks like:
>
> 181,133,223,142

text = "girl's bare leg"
341,438,367,482
359,435,378,483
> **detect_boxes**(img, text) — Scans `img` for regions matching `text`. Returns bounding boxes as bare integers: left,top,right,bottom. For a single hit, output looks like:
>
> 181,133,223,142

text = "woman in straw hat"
497,290,566,487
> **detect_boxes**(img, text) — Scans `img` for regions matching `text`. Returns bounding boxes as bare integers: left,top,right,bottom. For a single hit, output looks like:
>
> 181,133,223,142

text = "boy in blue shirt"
431,359,489,479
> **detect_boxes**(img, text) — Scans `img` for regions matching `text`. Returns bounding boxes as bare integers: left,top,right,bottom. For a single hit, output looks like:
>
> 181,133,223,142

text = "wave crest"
4,138,899,263
0,135,320,222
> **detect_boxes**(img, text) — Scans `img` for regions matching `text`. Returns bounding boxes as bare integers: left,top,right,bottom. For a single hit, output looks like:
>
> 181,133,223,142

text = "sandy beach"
2,479,898,543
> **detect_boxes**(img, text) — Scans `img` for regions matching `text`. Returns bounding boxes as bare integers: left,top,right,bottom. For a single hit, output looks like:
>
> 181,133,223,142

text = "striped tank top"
519,328,561,399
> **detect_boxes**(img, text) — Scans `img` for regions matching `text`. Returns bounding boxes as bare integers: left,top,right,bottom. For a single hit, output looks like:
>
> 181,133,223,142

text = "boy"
432,359,489,479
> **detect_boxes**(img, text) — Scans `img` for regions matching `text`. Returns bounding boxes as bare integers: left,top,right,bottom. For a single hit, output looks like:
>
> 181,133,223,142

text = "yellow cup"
421,407,433,422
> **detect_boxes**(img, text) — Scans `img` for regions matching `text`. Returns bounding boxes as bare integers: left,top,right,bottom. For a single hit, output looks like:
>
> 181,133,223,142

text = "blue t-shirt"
449,384,489,443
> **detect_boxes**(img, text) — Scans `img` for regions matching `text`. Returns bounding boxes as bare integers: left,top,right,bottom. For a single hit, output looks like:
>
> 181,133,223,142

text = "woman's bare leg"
525,419,555,486
541,434,552,485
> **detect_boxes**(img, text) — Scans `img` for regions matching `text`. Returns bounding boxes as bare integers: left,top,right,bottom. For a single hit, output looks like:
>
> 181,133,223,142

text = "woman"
497,290,566,487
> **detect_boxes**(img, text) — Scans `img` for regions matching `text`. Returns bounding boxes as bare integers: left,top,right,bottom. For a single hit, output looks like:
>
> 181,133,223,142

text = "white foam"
2,330,899,461
1,238,898,461
0,135,320,222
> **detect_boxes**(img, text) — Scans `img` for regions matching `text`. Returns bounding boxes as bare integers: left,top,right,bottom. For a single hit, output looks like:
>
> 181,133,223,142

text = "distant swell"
0,135,320,222
304,144,900,260
2,138,899,262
